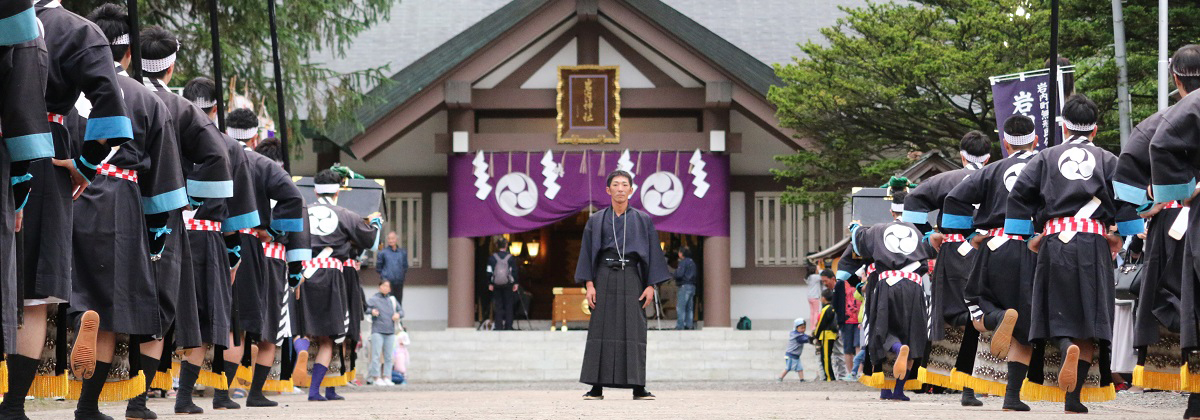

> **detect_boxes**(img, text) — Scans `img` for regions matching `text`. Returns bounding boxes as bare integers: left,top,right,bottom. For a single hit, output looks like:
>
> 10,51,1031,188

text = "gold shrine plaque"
556,65,620,144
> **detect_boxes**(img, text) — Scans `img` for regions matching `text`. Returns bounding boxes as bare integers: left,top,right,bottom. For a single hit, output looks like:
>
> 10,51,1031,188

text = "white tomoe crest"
882,224,919,255
494,172,538,217
1003,162,1028,192
308,205,338,236
1057,147,1096,181
640,171,684,216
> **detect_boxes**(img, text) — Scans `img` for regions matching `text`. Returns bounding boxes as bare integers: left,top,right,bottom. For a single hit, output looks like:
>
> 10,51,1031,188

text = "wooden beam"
444,80,472,109
351,85,446,160
577,20,599,65
731,86,815,150
471,87,704,110
598,29,680,88
433,132,741,153
494,28,577,89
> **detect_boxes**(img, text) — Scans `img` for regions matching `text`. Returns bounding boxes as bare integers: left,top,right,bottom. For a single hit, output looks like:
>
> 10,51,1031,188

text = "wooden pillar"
577,0,599,65
703,236,732,327
447,237,475,328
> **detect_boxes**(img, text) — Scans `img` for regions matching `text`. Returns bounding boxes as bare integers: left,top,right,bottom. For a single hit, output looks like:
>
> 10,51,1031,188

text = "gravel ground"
24,381,1187,419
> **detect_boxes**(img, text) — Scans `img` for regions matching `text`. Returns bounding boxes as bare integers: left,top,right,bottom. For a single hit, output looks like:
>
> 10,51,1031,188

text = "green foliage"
768,0,1200,209
68,0,396,155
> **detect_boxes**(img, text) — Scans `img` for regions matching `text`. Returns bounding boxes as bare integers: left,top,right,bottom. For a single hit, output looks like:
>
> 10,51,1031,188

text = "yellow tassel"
959,374,1007,397
1133,365,1182,391
28,374,70,398
343,369,357,383
196,370,228,390
856,371,920,390
261,378,294,393
170,362,181,379
0,360,7,394
1181,363,1200,393
1019,380,1115,402
67,373,147,402
916,367,957,390
235,365,253,387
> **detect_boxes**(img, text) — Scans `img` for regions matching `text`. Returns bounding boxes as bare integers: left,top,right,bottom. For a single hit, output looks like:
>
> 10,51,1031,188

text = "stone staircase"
391,328,823,382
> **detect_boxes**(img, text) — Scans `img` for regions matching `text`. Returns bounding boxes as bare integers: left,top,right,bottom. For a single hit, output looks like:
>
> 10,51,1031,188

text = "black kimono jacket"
573,207,671,287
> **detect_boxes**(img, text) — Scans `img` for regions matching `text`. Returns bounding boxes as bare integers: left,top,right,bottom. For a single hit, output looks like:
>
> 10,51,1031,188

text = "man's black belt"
604,257,632,270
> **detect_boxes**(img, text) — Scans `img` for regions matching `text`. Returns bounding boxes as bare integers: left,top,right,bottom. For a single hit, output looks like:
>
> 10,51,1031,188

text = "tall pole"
127,0,140,79
209,0,226,130
1048,0,1060,146
1112,0,1131,146
1158,0,1169,111
267,0,291,172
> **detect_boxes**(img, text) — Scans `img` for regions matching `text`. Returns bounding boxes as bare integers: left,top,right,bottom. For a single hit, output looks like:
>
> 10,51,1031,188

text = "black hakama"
580,258,648,388
261,245,289,344
295,266,348,338
1135,208,1185,348
166,214,203,348
966,239,1036,345
1028,233,1116,342
869,276,929,366
187,230,232,347
342,263,364,341
234,232,270,340
929,246,974,340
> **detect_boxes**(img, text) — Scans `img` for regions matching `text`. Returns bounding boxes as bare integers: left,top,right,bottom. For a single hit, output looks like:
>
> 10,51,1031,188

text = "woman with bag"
366,281,403,385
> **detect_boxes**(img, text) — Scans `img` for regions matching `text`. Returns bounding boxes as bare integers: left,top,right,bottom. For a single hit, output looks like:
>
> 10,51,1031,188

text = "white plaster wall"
364,284,449,321
730,109,795,176
730,284,808,325
341,111,448,176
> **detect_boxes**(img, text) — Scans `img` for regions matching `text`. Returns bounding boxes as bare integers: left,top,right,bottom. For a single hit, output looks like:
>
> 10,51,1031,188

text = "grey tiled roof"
321,0,873,147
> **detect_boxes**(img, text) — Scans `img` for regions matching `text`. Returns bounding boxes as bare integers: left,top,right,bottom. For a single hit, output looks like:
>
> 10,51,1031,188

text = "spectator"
805,264,822,333
366,281,402,386
392,324,411,385
779,318,810,382
377,232,410,305
673,248,698,330
814,289,839,381
487,239,520,330
823,270,860,380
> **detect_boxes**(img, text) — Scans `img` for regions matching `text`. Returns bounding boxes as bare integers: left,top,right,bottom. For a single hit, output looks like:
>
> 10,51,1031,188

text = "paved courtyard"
27,381,1185,419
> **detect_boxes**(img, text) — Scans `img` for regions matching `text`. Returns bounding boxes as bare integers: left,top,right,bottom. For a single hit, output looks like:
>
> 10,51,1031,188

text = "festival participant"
901,130,991,406
1148,44,1200,420
222,108,308,407
1005,93,1142,414
295,169,380,401
576,170,671,401
175,77,260,413
943,115,1040,411
839,192,932,402
0,2,58,418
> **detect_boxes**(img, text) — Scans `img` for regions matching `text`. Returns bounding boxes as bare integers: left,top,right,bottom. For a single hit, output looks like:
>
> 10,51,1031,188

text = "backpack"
492,253,514,286
736,316,752,330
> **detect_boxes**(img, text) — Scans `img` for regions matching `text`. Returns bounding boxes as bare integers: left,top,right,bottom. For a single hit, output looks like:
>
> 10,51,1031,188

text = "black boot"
74,361,113,420
125,354,159,419
632,386,656,400
245,364,278,407
1002,362,1031,411
960,387,983,407
212,361,242,410
174,362,204,414
1184,393,1200,419
583,385,603,400
1064,360,1090,414
0,355,39,420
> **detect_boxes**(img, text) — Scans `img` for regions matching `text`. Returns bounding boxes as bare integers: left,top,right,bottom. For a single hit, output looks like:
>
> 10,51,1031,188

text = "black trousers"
392,282,404,307
493,287,515,330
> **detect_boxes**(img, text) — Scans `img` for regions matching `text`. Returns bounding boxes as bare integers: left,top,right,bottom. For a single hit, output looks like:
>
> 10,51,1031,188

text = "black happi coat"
574,207,670,388
28,1,132,306
1006,136,1142,342
146,78,232,346
0,4,53,352
297,197,378,338
903,167,978,340
839,221,933,366
1149,92,1200,349
235,148,304,340
944,150,1040,345
1115,110,1186,349
70,70,187,336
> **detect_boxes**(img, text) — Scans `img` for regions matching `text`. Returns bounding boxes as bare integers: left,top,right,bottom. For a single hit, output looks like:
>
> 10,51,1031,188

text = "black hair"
1003,115,1036,137
890,190,907,207
678,247,691,259
254,137,284,163
86,3,128,61
959,130,991,157
1061,93,1099,137
606,170,633,187
139,25,177,80
496,238,508,249
314,169,343,196
820,269,834,279
821,289,834,302
182,77,218,114
1172,44,1200,94
226,108,259,131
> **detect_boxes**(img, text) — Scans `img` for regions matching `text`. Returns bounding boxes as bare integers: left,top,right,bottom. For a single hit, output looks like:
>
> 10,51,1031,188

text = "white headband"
1173,66,1200,77
960,150,990,165
891,203,905,213
1005,132,1036,146
191,97,216,109
314,184,340,194
142,41,180,74
226,126,257,140
1063,119,1097,132
111,34,129,45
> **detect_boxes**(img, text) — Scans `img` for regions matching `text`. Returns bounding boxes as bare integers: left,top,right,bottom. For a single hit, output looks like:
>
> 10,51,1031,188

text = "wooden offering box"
551,287,590,330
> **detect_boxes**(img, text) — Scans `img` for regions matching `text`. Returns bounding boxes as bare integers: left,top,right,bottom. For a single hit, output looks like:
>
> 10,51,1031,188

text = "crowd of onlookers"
783,267,865,382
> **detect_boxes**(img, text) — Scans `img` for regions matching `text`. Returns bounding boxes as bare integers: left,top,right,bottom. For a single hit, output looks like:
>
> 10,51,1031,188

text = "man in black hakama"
576,170,671,401
0,3,56,419
943,114,1042,411
59,6,190,419
838,192,933,402
220,108,307,408
1006,94,1142,414
1148,44,1200,419
901,131,991,406
172,77,260,413
296,170,380,402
